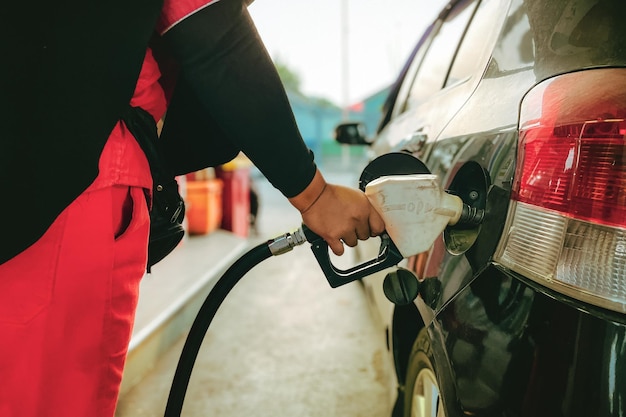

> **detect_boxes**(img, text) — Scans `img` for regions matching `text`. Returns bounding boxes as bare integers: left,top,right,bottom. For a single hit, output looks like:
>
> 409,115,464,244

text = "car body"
336,0,626,416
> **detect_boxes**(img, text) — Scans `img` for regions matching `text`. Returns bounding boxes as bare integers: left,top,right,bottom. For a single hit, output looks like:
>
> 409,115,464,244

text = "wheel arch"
391,301,426,386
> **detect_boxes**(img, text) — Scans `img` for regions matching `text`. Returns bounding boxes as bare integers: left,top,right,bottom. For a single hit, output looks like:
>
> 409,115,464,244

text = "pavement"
115,153,397,417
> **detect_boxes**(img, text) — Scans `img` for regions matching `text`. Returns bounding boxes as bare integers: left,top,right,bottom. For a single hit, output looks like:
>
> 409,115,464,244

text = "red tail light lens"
496,68,626,313
514,71,626,227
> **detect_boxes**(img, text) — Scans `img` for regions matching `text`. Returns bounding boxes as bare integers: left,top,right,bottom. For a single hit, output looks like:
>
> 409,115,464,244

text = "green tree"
274,56,340,109
274,57,302,94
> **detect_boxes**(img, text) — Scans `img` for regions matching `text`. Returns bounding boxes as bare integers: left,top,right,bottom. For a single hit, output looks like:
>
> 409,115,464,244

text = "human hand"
288,170,385,256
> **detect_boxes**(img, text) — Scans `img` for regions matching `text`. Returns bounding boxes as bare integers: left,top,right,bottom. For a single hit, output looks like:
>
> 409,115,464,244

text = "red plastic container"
216,166,250,238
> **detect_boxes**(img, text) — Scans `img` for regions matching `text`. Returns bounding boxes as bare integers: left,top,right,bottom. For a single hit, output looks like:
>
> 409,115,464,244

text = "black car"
335,0,626,416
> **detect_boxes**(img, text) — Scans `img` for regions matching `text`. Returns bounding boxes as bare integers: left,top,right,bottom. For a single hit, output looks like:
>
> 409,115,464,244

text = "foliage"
274,56,340,109
274,57,303,94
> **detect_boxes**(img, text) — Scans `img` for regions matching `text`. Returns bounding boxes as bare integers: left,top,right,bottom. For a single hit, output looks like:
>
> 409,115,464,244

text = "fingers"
356,225,370,241
327,239,345,256
368,208,386,237
323,223,374,256
342,233,359,248
298,182,387,256
330,224,373,256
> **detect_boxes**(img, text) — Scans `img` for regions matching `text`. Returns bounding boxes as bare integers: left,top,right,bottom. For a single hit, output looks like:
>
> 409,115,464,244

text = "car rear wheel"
403,328,445,417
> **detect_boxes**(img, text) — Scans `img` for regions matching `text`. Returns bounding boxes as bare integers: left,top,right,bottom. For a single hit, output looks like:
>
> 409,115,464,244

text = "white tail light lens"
495,68,626,313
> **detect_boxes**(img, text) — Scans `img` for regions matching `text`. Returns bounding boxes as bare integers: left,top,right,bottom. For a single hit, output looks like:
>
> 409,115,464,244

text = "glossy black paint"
430,265,626,417
347,0,626,415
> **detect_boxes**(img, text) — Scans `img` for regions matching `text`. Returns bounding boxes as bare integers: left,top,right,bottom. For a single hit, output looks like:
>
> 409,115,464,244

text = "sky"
248,0,443,107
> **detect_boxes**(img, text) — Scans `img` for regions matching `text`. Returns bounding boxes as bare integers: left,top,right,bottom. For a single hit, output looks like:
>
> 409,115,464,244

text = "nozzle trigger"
302,225,403,288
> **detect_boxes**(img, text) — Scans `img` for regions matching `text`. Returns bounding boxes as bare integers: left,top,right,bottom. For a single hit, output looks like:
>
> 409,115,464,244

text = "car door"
372,0,480,161
404,0,516,319
364,0,495,328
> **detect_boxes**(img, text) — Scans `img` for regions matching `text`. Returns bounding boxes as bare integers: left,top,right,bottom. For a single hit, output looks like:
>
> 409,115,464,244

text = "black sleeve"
160,0,316,198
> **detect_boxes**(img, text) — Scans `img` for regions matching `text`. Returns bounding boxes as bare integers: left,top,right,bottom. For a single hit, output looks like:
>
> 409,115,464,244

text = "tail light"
495,68,626,314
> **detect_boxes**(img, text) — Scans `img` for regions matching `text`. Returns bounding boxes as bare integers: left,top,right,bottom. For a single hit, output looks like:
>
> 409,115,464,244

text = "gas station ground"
115,155,396,416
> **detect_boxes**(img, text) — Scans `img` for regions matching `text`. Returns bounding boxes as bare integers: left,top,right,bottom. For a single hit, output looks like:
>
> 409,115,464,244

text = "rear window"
402,0,478,111
445,0,509,86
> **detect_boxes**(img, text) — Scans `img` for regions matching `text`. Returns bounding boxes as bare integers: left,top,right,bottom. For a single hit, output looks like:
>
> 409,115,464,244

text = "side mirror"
334,122,371,146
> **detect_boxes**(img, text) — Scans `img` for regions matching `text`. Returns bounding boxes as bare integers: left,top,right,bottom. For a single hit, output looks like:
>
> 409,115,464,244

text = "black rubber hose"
164,241,273,417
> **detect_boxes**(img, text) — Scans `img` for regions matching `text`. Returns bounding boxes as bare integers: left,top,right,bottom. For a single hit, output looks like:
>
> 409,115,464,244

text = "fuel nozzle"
284,174,483,290
458,203,485,226
365,174,484,258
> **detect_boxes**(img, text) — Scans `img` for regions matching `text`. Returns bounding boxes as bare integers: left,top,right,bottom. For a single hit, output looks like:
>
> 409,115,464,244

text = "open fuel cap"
359,152,430,191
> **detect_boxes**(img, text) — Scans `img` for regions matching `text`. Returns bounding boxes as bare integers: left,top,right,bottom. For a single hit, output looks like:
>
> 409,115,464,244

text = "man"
0,0,384,415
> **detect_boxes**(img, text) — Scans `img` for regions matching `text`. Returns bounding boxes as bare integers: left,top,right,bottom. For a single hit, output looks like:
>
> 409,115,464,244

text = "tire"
403,328,445,417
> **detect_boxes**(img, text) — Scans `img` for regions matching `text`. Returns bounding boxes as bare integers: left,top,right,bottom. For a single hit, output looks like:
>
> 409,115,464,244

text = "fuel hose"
163,221,406,416
164,228,308,417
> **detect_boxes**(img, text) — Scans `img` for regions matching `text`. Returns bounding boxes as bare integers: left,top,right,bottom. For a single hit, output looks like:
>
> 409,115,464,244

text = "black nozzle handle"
301,225,403,288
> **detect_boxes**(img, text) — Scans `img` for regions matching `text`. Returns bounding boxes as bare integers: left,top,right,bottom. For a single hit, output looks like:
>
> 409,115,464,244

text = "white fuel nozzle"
365,174,464,258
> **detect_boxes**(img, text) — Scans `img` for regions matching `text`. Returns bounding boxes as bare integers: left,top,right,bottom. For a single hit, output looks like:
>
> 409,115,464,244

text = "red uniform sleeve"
156,0,221,35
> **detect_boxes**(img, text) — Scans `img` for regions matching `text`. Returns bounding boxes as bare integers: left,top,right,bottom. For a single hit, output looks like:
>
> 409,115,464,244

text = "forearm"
159,0,386,255
161,0,316,197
